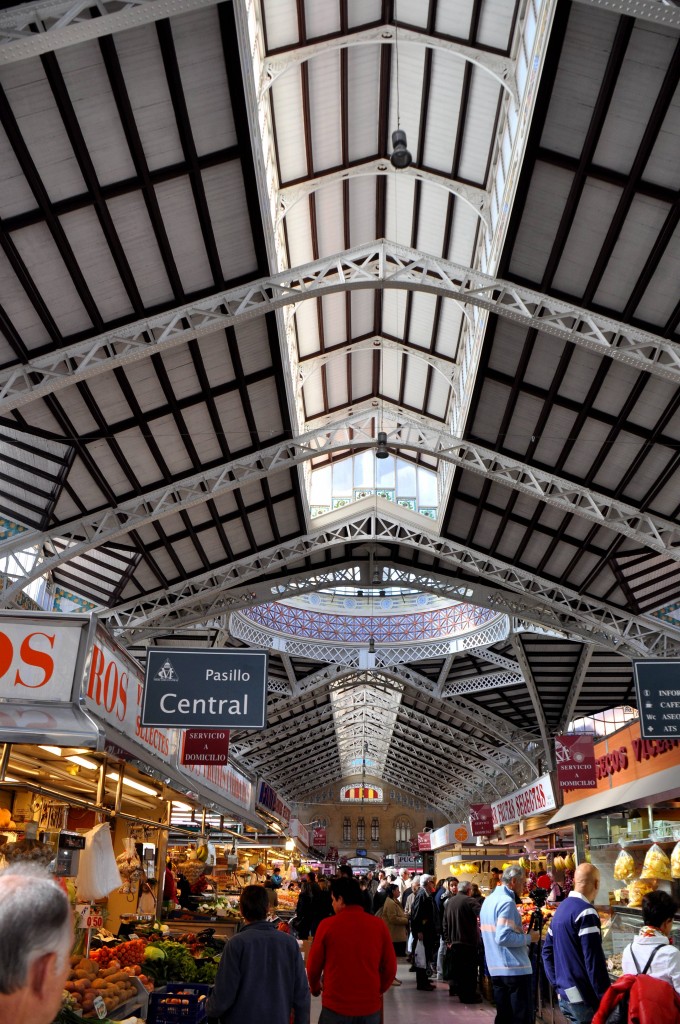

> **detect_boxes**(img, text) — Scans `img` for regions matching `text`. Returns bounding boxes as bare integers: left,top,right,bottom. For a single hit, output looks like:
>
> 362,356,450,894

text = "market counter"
162,917,240,940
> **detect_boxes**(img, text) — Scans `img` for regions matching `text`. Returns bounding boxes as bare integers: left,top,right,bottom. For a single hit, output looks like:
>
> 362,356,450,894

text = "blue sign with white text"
142,648,267,728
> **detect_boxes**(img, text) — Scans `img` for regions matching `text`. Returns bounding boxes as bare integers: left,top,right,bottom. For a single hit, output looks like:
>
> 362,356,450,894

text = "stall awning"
548,764,680,826
0,701,104,748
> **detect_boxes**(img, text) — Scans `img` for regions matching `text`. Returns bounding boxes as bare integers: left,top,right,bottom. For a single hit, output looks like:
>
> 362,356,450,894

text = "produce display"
614,849,636,881
640,843,672,880
63,954,146,1017
672,841,680,880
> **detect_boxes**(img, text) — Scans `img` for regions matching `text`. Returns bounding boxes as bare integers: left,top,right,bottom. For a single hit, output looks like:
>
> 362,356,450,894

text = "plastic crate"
147,983,212,1024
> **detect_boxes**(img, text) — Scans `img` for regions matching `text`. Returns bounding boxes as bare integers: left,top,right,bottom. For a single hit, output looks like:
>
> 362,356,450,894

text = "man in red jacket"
307,875,397,1024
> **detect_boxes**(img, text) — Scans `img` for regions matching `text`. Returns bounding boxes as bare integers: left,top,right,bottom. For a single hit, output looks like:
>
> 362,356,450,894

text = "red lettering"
0,631,12,678
15,632,55,688
87,644,105,703
86,644,126,721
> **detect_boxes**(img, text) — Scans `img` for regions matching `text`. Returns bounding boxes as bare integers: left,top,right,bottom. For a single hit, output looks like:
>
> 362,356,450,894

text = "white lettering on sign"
0,621,83,701
159,692,248,716
205,668,250,681
491,774,556,828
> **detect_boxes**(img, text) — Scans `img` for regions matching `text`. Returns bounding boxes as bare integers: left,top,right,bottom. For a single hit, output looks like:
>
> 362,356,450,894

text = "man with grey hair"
0,863,74,1024
443,879,482,1003
480,863,540,1023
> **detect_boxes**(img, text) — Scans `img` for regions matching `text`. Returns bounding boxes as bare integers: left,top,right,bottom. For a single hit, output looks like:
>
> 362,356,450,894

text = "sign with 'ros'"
142,648,267,728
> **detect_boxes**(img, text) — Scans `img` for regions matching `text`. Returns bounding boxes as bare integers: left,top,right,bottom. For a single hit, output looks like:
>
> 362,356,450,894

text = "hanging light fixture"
390,8,412,169
376,431,389,459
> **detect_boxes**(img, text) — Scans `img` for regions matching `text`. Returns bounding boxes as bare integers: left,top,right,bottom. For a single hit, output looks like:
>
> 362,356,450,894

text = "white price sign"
75,903,104,930
93,995,107,1019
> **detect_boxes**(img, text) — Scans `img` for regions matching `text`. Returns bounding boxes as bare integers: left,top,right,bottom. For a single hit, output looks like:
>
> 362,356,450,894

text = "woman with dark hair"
621,890,680,995
294,876,314,939
309,874,333,936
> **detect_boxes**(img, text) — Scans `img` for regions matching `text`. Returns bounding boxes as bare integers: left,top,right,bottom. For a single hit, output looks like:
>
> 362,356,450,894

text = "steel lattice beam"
0,0,220,63
574,0,680,28
94,502,680,656
3,241,680,414
558,644,595,732
6,407,680,603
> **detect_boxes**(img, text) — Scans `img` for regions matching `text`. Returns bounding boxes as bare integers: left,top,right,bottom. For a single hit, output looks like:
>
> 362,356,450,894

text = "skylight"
310,453,438,520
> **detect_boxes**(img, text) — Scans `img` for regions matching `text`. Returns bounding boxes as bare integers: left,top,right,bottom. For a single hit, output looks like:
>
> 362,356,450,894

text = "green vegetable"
144,945,167,961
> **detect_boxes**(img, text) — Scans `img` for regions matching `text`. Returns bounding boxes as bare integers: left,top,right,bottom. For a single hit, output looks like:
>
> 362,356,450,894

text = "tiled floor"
310,961,498,1022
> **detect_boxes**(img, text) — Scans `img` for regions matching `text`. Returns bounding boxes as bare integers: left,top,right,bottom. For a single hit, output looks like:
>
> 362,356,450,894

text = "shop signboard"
555,733,596,789
142,648,267,729
312,826,327,848
417,832,432,851
633,660,680,739
356,848,367,857
469,803,494,836
256,780,291,823
490,774,556,828
290,818,310,846
0,612,94,703
182,760,252,811
180,729,230,766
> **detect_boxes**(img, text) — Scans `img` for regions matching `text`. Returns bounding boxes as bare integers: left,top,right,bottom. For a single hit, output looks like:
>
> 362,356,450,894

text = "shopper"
411,872,438,991
294,876,314,939
480,863,540,1024
205,884,310,1024
307,876,396,1024
435,876,458,980
443,879,483,1003
358,875,374,913
0,864,74,1024
379,882,409,976
310,874,334,935
541,863,610,1023
621,890,680,996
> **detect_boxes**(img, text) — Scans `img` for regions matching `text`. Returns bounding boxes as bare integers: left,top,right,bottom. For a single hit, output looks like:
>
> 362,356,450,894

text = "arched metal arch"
260,26,519,105
277,160,491,229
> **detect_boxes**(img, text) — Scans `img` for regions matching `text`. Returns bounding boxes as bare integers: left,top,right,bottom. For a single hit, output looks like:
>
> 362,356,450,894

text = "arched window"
394,816,412,851
343,817,351,843
357,816,365,842
371,817,379,843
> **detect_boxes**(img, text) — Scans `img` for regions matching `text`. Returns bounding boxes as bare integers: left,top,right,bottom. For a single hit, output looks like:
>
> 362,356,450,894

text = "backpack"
601,945,662,1024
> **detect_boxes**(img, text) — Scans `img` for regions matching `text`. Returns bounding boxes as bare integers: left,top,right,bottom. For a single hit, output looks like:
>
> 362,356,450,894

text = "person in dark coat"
442,880,483,1003
309,874,333,935
411,874,438,991
294,877,314,939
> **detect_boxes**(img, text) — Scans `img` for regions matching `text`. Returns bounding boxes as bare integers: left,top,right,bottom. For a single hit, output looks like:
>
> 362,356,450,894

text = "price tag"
93,995,107,1019
75,903,104,930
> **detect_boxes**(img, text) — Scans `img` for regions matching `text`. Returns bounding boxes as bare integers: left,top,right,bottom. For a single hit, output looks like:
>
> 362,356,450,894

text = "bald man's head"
573,862,600,900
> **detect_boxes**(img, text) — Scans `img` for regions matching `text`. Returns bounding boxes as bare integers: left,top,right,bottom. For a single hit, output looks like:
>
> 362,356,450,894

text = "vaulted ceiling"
1,0,679,820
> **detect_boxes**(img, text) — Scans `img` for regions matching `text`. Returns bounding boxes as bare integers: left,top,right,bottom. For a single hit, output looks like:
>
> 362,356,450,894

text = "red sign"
417,832,432,851
180,729,230,765
312,827,327,848
556,733,596,790
469,803,494,836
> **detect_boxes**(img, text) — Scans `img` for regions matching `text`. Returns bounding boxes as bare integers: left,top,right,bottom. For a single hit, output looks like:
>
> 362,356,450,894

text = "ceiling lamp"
368,637,376,654
375,431,389,459
390,129,412,169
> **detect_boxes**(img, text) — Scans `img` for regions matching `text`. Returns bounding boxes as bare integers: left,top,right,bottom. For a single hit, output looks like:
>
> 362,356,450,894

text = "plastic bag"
414,938,427,969
613,848,635,881
117,836,143,893
640,843,671,880
627,879,656,908
76,823,122,900
671,841,680,879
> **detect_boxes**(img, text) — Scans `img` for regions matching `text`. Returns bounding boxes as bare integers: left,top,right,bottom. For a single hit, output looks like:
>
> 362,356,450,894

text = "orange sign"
562,719,680,805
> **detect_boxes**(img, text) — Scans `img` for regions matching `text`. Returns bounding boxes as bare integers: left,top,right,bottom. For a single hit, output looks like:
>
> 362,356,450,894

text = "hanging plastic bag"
76,823,122,900
117,836,143,893
613,848,635,881
641,843,671,880
414,938,428,969
286,861,298,882
671,841,680,879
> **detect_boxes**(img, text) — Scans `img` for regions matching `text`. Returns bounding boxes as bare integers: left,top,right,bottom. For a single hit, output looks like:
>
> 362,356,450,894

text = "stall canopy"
0,701,104,749
548,764,680,827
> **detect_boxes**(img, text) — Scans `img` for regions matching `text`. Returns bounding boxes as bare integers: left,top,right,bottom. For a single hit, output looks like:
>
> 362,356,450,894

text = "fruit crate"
147,983,212,1024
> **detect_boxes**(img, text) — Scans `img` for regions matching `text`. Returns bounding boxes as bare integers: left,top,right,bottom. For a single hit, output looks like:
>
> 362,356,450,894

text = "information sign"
180,729,230,765
469,804,494,836
633,660,680,739
142,648,267,728
555,734,597,789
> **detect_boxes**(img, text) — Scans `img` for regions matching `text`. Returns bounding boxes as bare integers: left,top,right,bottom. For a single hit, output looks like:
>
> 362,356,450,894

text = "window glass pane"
418,467,438,505
354,450,375,488
310,465,331,503
396,459,417,495
376,454,395,487
332,458,353,495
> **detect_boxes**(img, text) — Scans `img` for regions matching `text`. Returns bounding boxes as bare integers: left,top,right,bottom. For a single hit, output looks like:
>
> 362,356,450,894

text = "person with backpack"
592,891,680,1024
541,862,610,1022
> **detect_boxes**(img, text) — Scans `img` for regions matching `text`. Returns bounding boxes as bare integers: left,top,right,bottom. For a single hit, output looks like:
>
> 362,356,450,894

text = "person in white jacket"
621,891,680,996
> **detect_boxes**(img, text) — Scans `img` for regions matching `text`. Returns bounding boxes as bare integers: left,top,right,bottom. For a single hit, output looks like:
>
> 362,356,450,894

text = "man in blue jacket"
541,863,610,1023
480,863,540,1023
206,885,310,1024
